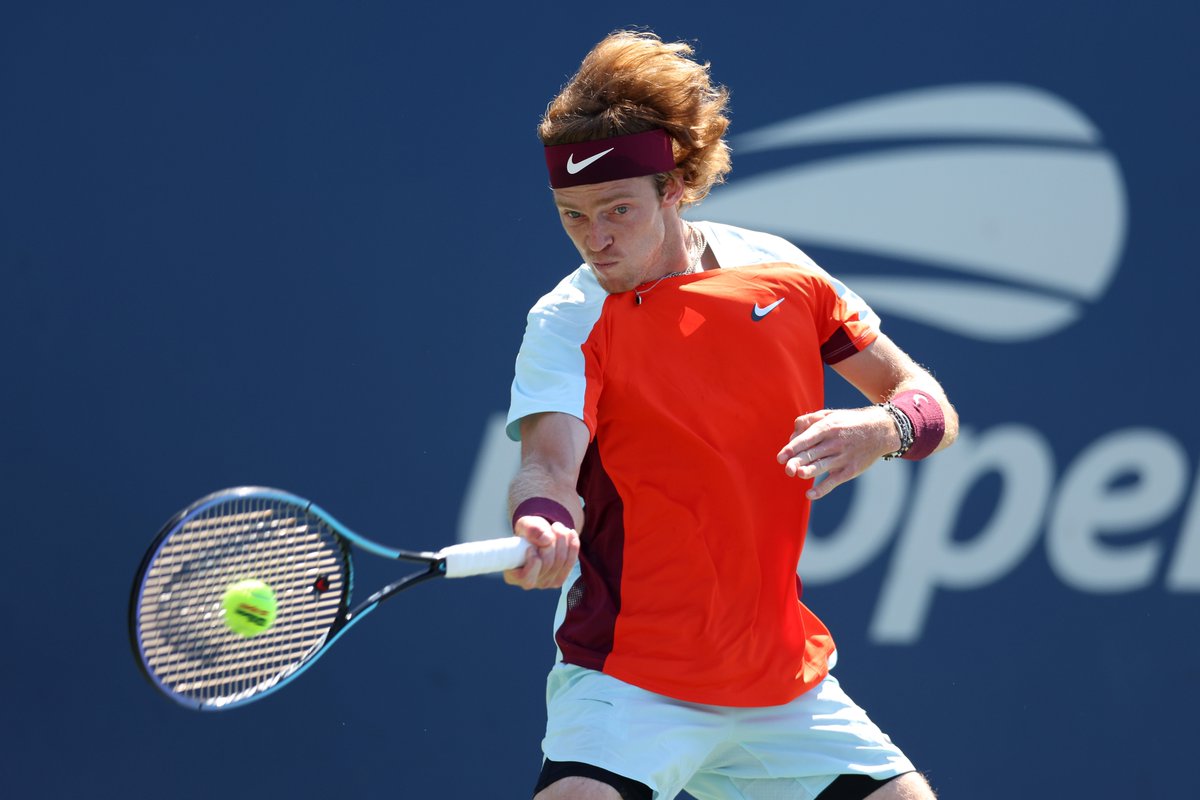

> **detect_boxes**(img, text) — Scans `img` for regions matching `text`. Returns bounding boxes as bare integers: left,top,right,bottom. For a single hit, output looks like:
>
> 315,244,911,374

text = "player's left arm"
776,332,959,499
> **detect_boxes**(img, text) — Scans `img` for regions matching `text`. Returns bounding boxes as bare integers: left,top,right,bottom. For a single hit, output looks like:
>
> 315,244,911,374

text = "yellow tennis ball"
221,579,277,637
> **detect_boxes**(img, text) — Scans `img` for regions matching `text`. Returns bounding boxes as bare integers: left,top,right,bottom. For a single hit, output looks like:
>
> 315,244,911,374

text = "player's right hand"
505,516,580,590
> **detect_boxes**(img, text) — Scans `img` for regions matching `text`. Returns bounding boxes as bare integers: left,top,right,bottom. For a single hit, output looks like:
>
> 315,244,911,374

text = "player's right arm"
504,411,587,590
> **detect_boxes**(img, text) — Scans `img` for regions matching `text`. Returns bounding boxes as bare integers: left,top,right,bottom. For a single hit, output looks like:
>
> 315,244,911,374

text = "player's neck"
663,220,706,279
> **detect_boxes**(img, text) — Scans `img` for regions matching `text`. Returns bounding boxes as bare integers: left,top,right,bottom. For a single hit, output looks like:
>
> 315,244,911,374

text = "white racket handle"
438,537,532,578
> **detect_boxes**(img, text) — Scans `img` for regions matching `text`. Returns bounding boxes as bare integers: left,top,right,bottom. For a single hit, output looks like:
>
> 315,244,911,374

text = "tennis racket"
129,486,530,711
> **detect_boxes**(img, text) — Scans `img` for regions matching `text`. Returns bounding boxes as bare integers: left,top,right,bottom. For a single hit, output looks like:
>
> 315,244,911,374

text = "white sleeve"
505,270,605,442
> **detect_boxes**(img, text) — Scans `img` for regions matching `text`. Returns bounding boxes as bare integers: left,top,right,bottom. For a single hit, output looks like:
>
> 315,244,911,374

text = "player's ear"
659,171,686,207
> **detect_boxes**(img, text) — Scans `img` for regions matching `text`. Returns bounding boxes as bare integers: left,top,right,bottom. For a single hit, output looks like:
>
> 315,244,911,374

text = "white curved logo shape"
699,84,1128,342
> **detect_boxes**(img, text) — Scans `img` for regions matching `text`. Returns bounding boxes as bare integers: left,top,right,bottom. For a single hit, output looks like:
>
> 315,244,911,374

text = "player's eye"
613,205,630,215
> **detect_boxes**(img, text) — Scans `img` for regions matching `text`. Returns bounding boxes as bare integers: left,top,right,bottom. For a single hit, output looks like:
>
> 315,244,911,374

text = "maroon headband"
544,129,676,188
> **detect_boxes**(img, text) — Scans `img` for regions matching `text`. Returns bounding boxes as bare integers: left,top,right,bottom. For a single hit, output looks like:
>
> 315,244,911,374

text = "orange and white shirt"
507,221,879,707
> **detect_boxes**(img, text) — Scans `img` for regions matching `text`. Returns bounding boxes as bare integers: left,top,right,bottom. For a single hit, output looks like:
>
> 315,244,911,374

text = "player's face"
553,175,687,294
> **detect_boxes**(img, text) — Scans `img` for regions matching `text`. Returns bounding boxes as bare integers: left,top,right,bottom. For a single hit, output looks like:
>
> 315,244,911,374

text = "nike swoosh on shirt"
566,148,615,174
751,297,785,321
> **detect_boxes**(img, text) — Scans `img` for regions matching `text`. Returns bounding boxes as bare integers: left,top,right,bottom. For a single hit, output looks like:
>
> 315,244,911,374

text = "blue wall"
4,2,1197,797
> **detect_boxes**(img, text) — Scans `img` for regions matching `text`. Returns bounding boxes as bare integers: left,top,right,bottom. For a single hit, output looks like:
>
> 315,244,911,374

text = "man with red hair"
505,29,957,800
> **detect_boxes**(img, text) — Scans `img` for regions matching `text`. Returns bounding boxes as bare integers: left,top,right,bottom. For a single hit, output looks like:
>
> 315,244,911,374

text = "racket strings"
136,495,350,707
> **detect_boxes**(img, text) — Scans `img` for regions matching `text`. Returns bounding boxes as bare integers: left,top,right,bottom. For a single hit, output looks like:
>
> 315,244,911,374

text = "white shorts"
541,659,915,800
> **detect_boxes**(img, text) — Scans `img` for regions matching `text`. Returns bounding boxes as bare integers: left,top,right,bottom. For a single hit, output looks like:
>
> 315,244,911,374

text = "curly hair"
538,30,732,207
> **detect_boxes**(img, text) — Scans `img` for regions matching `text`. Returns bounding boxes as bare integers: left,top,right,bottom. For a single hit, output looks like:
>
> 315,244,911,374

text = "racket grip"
439,537,532,578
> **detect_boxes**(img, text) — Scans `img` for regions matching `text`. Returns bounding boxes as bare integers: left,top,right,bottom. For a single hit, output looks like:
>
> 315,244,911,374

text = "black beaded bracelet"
879,401,914,460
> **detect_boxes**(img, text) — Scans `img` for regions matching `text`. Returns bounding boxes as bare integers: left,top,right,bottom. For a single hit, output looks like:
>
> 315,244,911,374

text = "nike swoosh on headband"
751,297,786,321
566,148,615,174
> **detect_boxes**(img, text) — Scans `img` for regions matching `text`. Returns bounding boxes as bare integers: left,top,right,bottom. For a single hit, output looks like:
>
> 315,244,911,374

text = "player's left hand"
776,406,900,500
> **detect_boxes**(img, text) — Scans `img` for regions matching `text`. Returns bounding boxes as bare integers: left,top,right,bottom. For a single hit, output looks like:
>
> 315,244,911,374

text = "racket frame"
129,486,496,711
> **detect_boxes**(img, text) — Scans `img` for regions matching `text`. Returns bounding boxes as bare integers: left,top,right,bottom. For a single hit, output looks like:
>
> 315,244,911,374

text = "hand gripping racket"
129,486,530,711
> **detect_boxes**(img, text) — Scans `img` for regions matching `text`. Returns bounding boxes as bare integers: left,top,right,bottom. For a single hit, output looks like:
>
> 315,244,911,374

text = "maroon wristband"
512,497,574,530
890,390,946,461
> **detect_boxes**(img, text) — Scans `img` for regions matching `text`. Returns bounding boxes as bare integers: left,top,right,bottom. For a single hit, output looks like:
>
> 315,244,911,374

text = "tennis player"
504,29,959,800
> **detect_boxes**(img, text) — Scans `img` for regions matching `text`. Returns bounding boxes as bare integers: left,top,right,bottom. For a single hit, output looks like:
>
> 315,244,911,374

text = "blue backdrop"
4,2,1197,797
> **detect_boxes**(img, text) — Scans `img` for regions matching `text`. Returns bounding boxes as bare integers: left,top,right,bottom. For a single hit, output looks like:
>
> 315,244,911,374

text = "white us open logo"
698,83,1127,342
457,84,1199,645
